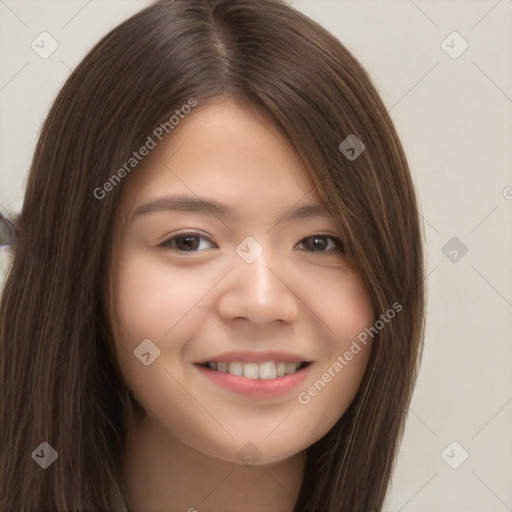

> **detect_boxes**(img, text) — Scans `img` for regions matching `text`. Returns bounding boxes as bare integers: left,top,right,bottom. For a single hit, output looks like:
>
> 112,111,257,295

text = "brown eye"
297,235,344,253
159,233,216,252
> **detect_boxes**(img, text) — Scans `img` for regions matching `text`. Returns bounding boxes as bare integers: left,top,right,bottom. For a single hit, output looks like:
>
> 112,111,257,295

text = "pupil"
308,236,327,251
177,236,199,251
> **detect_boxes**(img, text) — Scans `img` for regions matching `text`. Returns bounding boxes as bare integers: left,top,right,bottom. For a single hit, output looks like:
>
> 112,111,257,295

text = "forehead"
120,98,324,221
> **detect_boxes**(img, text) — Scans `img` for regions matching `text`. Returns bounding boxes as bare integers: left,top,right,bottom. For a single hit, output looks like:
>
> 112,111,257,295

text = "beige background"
1,1,511,510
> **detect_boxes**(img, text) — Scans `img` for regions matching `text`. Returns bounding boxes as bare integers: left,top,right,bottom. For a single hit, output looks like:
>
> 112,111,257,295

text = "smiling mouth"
197,360,312,379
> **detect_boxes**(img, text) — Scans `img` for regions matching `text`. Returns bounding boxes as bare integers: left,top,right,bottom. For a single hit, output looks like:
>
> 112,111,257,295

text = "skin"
108,97,375,512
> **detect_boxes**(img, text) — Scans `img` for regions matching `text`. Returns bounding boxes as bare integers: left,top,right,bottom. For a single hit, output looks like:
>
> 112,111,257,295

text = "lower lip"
195,363,313,399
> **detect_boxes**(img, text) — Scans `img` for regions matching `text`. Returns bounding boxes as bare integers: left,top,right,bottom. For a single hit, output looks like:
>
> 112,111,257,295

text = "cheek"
109,251,211,373
332,284,374,348
112,251,213,336
310,266,375,350
296,270,375,434
108,246,376,464
108,252,212,430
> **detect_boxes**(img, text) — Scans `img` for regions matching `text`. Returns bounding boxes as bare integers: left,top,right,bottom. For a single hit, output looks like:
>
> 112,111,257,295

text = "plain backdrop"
1,1,511,510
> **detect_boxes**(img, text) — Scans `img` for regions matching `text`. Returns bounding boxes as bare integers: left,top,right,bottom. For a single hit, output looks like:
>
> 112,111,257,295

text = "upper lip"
195,350,312,364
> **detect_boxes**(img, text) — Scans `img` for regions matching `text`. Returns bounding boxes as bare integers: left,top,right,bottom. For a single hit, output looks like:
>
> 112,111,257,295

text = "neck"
122,413,306,512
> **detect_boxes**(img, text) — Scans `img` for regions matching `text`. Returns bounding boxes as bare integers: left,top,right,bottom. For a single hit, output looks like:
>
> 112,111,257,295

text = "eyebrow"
131,194,331,223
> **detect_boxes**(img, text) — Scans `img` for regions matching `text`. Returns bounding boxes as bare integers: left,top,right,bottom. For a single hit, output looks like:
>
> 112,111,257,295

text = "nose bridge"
238,243,280,302
217,238,298,324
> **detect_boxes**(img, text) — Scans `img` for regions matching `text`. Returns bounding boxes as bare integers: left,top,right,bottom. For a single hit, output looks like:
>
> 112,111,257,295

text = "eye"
159,232,217,253
296,235,344,253
158,232,344,254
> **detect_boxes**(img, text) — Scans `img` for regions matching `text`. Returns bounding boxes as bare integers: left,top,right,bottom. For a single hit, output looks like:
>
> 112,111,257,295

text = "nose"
216,248,299,325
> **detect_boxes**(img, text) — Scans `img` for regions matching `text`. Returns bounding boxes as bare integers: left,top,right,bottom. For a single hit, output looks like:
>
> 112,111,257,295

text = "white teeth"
259,361,277,379
285,362,300,375
243,363,259,379
217,361,228,373
228,361,243,376
205,360,305,379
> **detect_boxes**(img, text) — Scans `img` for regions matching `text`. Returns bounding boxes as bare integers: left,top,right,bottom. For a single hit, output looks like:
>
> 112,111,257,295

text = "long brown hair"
0,0,425,510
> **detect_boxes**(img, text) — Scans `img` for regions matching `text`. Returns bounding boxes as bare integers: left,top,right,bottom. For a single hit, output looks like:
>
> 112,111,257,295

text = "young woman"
0,0,425,510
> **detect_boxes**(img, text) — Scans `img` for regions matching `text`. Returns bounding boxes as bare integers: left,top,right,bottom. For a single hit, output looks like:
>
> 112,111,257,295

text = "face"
108,98,375,465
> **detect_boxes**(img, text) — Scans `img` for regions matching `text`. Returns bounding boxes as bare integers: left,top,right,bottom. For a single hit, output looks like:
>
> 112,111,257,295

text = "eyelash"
158,232,344,254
